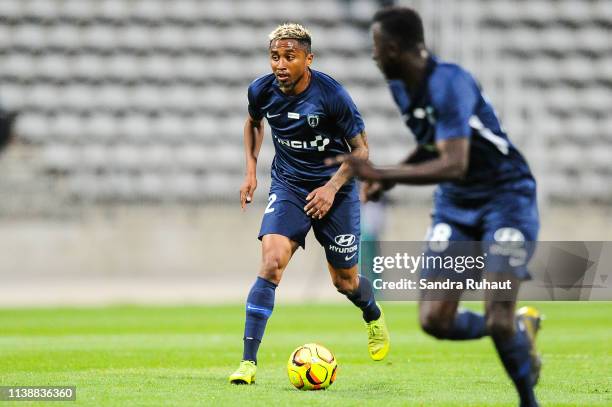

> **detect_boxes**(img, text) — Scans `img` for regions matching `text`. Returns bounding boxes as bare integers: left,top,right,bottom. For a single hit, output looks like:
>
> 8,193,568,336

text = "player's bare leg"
418,285,489,341
418,299,460,339
328,264,390,360
258,234,299,285
229,234,299,384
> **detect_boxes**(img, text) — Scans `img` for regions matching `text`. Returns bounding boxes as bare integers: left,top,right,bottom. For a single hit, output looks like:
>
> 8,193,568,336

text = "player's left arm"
304,131,368,219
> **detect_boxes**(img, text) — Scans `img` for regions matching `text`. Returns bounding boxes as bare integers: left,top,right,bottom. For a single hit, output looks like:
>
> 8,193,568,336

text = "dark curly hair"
372,6,425,50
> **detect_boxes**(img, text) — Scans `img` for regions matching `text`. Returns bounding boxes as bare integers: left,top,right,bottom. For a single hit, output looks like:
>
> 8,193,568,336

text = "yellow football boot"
229,360,257,385
366,303,390,361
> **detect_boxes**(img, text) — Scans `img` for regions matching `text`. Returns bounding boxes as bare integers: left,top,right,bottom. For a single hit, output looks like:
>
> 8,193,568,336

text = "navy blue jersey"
388,56,534,200
248,69,365,197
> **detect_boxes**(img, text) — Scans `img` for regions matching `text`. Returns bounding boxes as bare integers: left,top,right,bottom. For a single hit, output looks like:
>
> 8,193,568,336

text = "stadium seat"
28,85,61,111
43,145,79,172
15,113,49,144
48,114,84,142
83,114,118,143
119,25,153,51
130,0,165,22
166,172,203,201
141,144,176,171
523,1,556,26
72,54,106,82
135,172,167,200
81,145,110,170
150,115,187,141
12,25,47,51
2,54,36,80
118,114,152,143
166,1,202,23
130,85,164,113
61,0,97,21
558,0,594,25
176,144,209,171
0,0,24,20
98,0,130,21
110,144,142,171
103,173,135,200
205,0,236,22
154,26,188,52
82,25,117,52
24,0,60,21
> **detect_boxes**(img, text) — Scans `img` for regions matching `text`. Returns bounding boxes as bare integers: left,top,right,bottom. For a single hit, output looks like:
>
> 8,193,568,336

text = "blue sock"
346,276,381,322
447,310,487,340
493,322,538,407
242,277,277,364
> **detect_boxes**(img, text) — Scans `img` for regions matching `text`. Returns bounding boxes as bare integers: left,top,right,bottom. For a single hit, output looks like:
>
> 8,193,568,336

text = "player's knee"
332,273,358,295
259,252,285,283
420,313,452,339
334,279,356,295
486,315,515,339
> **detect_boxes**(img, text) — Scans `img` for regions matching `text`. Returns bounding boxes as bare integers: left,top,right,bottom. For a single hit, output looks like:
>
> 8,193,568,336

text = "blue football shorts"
422,184,540,281
258,181,361,269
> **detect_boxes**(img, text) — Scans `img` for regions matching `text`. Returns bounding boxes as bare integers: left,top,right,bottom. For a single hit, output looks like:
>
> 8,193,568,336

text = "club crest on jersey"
307,114,319,128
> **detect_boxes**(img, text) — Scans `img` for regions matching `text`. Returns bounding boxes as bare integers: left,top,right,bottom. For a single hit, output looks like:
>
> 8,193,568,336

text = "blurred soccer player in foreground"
229,23,390,385
334,7,542,407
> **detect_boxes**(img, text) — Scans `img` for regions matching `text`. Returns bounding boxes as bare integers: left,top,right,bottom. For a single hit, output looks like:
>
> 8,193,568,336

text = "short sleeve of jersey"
327,87,365,140
431,68,478,141
247,82,263,121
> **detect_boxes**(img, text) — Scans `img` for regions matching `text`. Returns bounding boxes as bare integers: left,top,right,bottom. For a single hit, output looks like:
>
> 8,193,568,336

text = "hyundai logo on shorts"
334,234,356,247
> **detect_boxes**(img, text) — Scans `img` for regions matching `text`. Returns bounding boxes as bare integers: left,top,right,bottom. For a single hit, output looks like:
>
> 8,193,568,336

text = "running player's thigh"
418,299,460,328
312,194,360,270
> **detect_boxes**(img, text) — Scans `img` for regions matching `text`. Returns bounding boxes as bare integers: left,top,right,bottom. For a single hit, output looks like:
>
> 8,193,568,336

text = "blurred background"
0,0,610,306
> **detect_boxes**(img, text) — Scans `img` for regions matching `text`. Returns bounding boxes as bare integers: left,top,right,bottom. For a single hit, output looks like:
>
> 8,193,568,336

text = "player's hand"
361,180,396,202
240,174,257,210
304,184,336,219
326,155,383,182
361,181,383,202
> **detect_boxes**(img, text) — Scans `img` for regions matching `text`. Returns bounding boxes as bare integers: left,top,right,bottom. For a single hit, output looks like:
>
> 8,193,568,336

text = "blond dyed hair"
268,23,312,53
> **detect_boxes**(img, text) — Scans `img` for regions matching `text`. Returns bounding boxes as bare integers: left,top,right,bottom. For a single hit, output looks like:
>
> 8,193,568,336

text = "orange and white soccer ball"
287,343,338,390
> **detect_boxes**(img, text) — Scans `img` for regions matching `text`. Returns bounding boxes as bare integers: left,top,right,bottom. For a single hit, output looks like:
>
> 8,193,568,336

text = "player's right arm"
362,145,438,202
240,114,265,210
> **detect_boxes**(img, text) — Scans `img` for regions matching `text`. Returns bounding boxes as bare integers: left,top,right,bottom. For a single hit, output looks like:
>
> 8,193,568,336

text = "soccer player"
334,7,542,407
228,23,390,385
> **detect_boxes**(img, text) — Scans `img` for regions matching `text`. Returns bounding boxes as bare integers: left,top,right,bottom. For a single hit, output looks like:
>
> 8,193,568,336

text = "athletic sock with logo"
242,277,277,364
447,309,487,340
492,321,537,407
345,275,381,322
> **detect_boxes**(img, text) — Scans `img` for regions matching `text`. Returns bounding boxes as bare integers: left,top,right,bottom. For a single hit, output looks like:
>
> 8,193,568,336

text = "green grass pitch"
1,302,610,406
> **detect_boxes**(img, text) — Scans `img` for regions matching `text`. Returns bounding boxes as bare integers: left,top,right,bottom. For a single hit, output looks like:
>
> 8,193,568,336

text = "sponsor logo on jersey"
288,112,300,119
274,134,330,151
